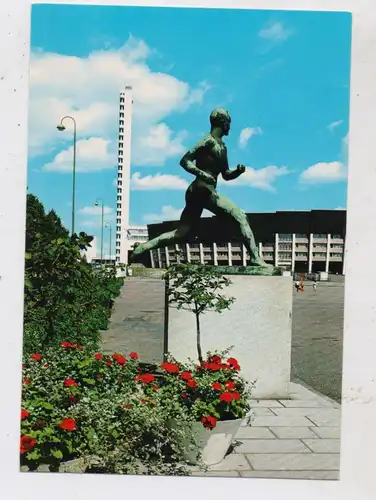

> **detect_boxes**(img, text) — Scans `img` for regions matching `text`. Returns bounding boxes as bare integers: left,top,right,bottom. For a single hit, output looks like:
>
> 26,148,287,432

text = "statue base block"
167,275,292,399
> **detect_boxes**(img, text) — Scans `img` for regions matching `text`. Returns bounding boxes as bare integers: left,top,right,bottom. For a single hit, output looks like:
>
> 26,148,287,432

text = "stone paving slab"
268,427,319,439
278,399,335,408
192,471,240,477
310,426,341,439
246,453,340,471
240,470,339,480
235,439,311,454
250,415,314,427
235,427,277,439
272,407,341,418
302,439,341,453
207,454,251,471
249,400,285,408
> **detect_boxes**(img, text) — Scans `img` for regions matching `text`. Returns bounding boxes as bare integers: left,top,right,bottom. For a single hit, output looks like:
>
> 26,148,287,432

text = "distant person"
295,281,300,292
312,281,317,293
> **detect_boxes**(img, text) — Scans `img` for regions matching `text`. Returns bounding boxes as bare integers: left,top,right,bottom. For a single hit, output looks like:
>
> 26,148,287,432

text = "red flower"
212,382,222,391
60,341,70,348
208,354,221,364
31,353,41,361
43,363,49,369
21,409,30,420
115,355,126,366
161,362,179,374
219,392,233,403
232,392,241,401
122,404,133,409
187,379,198,388
180,371,192,381
181,393,188,399
106,359,112,367
201,361,209,369
113,353,126,365
97,374,102,379
94,353,103,361
20,435,36,454
227,358,240,371
64,379,78,388
207,362,221,372
152,385,159,391
135,373,155,384
129,352,139,360
201,416,217,430
23,378,30,385
59,418,76,432
68,395,78,404
22,364,24,369
78,345,83,351
225,381,236,391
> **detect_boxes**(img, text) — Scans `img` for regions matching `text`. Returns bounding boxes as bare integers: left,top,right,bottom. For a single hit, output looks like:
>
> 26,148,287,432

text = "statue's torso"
194,135,227,185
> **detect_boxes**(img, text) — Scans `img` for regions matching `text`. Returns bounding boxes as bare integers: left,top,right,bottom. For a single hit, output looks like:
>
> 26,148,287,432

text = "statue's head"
210,108,231,136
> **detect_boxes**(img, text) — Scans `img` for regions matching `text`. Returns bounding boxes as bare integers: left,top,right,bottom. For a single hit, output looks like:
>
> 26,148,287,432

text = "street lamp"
95,198,104,262
105,221,112,264
57,116,77,235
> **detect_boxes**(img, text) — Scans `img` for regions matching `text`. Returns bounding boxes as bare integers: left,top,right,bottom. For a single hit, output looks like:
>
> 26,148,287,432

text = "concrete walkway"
191,383,341,480
101,277,165,364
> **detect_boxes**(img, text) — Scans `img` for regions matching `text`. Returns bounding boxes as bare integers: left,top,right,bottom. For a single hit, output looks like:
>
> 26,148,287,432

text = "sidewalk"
191,382,341,480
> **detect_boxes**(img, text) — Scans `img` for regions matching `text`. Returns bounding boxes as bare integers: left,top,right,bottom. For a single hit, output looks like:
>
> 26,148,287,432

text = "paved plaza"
291,281,344,402
101,277,345,402
191,382,341,480
100,276,344,479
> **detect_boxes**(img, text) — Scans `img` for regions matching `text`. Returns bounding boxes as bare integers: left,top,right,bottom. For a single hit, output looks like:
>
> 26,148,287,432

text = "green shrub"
23,194,123,355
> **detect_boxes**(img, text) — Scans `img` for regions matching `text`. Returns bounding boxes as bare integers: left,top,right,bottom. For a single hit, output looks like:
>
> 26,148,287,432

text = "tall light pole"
105,221,112,264
57,116,77,235
95,198,104,262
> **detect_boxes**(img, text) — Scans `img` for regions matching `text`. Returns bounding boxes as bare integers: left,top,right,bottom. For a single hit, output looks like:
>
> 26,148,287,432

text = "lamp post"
105,221,112,264
57,116,77,235
95,198,104,262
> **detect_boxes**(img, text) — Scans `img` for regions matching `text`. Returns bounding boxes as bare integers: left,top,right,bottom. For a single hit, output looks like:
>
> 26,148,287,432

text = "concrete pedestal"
167,275,292,399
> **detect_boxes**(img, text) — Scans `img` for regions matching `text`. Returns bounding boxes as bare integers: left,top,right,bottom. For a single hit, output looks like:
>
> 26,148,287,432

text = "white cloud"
327,120,343,132
259,22,292,42
130,172,188,190
43,137,116,172
143,205,182,223
133,123,187,166
29,35,210,166
238,127,262,149
219,165,290,191
78,205,114,216
300,161,347,184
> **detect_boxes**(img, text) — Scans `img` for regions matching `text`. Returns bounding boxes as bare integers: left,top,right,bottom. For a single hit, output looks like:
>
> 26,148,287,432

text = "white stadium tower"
115,86,148,264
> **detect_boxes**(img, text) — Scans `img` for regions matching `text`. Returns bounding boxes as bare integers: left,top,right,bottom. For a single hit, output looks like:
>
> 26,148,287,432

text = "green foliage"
23,194,123,354
164,261,235,362
21,347,193,475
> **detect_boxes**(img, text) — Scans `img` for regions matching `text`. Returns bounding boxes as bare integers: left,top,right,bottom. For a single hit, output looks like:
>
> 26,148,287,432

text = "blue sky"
27,5,351,256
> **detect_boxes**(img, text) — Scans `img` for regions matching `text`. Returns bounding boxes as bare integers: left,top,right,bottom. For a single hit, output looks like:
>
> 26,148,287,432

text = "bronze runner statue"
132,108,271,268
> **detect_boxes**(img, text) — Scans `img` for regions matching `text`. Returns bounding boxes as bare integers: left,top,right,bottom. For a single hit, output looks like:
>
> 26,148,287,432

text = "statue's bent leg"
131,224,191,258
205,192,271,267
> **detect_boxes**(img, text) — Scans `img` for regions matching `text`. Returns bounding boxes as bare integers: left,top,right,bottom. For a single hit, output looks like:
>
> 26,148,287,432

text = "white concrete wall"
168,275,293,399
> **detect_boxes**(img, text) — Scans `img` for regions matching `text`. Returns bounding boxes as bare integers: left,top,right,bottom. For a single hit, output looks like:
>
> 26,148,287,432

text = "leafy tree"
23,193,123,354
164,259,235,363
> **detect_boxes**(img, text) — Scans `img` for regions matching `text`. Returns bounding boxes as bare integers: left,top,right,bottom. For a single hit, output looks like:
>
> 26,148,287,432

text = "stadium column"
274,233,279,267
228,242,232,266
186,243,191,263
165,247,170,267
325,234,331,273
308,233,313,273
213,242,218,266
199,243,204,264
291,233,296,272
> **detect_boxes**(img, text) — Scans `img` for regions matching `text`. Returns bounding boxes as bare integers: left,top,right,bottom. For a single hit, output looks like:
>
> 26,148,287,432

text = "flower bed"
20,345,196,474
